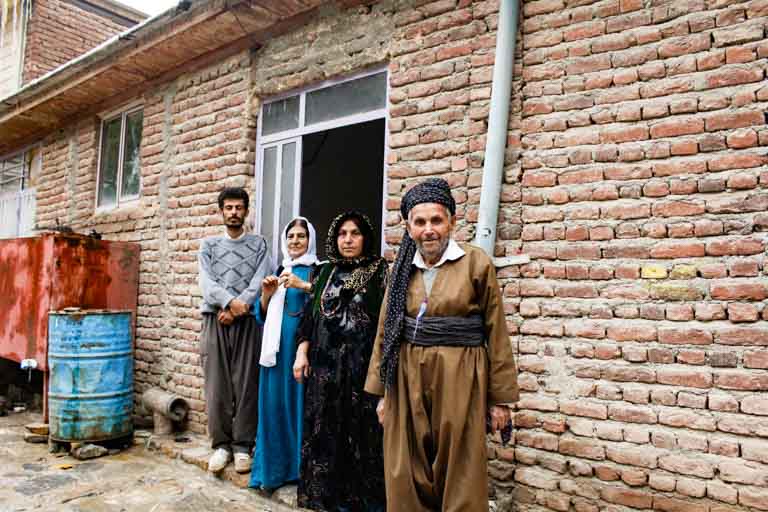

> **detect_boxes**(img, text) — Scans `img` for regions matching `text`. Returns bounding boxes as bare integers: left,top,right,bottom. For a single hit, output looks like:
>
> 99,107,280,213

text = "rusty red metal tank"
0,233,139,419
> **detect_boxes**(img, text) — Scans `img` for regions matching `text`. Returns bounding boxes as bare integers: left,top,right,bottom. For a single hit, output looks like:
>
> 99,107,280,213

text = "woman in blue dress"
249,217,319,491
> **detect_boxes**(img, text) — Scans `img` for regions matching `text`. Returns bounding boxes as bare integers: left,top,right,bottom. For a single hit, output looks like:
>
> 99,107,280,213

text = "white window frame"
0,143,40,238
0,148,31,196
255,67,390,262
95,102,144,211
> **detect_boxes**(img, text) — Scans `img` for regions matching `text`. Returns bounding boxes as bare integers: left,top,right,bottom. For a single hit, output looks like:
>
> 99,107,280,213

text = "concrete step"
144,430,305,510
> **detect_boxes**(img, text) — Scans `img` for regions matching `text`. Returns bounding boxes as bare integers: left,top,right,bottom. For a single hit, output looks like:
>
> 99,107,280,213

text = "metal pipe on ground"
141,388,189,435
473,0,520,257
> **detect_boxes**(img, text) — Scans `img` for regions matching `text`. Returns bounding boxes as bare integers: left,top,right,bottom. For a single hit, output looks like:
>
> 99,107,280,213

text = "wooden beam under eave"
227,2,280,31
0,34,261,154
335,0,377,8
249,0,321,19
0,0,234,126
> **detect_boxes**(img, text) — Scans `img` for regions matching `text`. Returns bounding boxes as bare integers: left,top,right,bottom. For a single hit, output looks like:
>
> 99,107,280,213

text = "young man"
198,187,271,474
365,178,519,511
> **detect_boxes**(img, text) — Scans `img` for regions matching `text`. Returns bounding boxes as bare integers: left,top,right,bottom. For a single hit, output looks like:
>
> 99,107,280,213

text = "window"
257,69,388,261
0,152,29,195
97,107,143,208
0,147,40,238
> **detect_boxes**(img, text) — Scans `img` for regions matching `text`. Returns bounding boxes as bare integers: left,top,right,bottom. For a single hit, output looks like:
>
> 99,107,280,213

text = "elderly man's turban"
400,177,456,220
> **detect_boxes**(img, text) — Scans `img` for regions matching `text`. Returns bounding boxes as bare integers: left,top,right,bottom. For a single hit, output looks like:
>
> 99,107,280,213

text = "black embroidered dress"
296,212,387,512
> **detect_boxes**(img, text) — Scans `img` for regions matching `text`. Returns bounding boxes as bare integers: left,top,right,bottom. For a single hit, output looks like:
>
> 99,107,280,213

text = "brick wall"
386,0,512,253
501,0,768,510
22,0,137,84
25,0,768,508
36,52,255,432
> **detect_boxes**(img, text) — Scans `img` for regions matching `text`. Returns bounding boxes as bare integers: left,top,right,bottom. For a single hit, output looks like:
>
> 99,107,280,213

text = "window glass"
121,110,143,198
0,178,21,195
98,117,121,207
262,96,300,136
305,72,387,125
260,146,278,249
279,142,296,234
0,154,25,195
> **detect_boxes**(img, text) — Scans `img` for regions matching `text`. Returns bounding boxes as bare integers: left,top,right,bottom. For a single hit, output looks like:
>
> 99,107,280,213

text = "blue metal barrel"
48,310,133,442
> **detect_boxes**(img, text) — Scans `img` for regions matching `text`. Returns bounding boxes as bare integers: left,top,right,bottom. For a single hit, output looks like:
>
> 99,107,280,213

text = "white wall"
0,0,27,99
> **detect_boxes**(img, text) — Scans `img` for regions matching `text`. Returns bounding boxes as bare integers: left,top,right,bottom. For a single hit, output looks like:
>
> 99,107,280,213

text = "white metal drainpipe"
474,0,523,265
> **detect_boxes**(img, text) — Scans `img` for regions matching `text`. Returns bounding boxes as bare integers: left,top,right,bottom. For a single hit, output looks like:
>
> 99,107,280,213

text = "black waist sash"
403,314,485,347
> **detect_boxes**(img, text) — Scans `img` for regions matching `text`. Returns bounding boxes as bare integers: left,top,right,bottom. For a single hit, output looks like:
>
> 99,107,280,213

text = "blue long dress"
249,264,311,490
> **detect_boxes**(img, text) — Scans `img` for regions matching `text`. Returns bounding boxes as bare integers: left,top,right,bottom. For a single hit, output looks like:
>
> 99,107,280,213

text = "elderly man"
198,187,271,474
365,178,519,511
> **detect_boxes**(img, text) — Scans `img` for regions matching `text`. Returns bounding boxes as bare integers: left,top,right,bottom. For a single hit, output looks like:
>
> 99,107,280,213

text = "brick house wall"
502,0,768,510
36,52,255,429
27,0,768,510
22,0,141,84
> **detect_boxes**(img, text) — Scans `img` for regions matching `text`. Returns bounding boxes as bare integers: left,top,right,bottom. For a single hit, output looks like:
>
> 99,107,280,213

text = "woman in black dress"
294,210,388,512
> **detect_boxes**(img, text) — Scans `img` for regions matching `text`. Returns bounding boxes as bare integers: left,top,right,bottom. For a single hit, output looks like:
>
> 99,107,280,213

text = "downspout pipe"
473,0,520,257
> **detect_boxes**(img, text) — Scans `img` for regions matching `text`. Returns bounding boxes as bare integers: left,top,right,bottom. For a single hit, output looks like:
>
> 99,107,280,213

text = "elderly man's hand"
489,405,511,433
376,398,386,425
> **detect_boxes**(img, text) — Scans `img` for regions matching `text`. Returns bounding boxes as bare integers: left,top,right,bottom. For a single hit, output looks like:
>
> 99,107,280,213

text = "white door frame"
254,66,390,262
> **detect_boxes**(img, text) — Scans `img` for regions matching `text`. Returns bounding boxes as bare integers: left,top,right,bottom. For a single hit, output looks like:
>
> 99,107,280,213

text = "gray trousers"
200,313,261,454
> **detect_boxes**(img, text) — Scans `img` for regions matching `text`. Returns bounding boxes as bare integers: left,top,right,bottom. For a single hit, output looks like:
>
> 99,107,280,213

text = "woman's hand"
293,342,311,383
279,270,311,292
260,275,279,314
376,397,386,426
262,275,279,298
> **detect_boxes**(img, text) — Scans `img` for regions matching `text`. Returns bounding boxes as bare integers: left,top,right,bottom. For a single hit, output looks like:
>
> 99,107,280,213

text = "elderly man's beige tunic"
365,243,519,512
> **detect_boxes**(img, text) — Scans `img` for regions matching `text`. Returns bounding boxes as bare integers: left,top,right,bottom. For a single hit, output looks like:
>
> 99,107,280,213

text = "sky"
118,0,178,16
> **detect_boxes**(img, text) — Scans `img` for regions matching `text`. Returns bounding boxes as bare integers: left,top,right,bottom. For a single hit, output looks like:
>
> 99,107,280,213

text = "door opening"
300,119,384,259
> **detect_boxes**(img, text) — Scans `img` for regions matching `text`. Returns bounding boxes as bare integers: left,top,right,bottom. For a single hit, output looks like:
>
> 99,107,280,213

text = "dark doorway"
300,118,385,259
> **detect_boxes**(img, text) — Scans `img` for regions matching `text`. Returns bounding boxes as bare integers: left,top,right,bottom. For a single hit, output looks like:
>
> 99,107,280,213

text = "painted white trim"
115,108,127,206
298,92,306,131
256,138,301,263
273,141,283,257
254,107,265,234
380,68,390,257
292,137,302,220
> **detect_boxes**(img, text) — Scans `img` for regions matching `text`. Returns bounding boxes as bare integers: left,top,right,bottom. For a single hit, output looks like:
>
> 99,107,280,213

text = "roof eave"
0,0,325,155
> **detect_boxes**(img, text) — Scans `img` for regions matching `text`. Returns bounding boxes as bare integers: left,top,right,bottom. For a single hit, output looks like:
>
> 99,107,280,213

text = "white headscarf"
259,217,318,367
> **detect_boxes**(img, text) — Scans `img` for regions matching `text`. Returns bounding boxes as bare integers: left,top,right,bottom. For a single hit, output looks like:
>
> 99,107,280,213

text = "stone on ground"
71,443,108,460
25,423,49,435
24,432,48,443
273,484,298,507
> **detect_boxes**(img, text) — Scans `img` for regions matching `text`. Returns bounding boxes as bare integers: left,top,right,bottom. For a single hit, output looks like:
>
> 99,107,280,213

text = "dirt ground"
0,411,295,512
